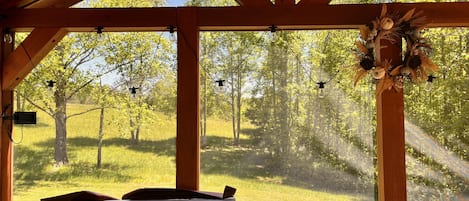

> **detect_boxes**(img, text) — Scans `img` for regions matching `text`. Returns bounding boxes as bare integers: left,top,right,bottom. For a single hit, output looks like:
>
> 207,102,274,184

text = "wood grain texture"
235,0,273,6
2,3,469,31
376,38,407,201
176,7,200,191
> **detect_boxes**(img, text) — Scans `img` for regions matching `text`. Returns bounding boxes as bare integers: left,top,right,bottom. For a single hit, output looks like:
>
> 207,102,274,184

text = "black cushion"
41,191,117,201
122,188,223,200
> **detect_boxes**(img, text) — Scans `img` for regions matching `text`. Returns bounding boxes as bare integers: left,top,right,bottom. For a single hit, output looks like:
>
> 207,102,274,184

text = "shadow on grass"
27,130,368,195
14,144,133,193
15,121,50,128
35,136,175,155
65,136,177,156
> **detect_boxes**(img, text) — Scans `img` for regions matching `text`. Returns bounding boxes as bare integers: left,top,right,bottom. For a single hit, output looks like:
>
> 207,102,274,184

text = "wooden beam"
2,8,178,32
235,0,273,7
26,0,82,8
176,7,200,191
297,0,330,5
0,29,15,201
2,3,469,31
275,0,295,6
0,90,13,201
0,0,28,11
197,3,469,30
2,28,67,90
376,37,407,200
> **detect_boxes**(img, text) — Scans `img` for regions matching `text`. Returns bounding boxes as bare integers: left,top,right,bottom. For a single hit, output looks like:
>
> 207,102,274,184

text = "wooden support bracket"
2,28,67,90
235,0,273,6
297,0,331,5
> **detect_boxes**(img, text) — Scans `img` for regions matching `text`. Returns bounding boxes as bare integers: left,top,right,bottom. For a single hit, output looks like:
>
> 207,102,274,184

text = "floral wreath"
354,5,438,93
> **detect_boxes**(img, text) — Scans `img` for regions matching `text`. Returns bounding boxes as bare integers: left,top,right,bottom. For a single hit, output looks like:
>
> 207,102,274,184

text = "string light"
129,87,139,98
215,79,225,87
95,26,104,38
168,25,176,42
268,25,278,41
3,28,13,44
46,80,56,90
317,81,326,99
425,75,436,91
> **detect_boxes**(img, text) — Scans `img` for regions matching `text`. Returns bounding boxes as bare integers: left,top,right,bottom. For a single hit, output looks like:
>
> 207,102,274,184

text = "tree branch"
20,92,55,117
66,61,130,100
67,107,103,119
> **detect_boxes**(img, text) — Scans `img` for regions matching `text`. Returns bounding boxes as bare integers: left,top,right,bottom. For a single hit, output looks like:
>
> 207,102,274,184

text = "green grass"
13,104,358,201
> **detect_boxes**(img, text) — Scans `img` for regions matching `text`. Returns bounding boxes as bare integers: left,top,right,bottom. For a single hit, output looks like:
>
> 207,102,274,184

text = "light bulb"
318,88,325,99
169,32,176,42
3,28,13,44
268,25,278,41
169,25,177,42
424,81,433,92
3,33,12,44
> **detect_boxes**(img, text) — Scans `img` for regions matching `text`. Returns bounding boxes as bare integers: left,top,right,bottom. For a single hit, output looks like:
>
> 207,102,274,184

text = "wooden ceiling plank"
2,28,68,90
235,0,273,6
1,3,469,31
297,0,331,5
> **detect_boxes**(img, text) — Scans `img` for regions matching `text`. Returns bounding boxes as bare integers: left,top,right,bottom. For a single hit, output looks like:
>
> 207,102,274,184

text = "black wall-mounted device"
2,111,37,124
13,112,37,124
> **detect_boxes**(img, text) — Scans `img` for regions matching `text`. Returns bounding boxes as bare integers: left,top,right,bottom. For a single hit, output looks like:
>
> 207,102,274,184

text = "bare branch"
66,61,131,100
19,93,55,117
67,107,103,119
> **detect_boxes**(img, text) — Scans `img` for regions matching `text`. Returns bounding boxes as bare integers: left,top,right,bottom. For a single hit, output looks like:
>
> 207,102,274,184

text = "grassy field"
12,104,359,201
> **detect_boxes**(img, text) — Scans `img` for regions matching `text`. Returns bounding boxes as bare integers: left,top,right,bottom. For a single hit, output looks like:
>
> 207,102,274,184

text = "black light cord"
2,103,24,144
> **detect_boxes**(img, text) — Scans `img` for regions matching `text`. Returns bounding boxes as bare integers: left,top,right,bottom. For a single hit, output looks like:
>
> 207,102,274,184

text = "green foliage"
18,33,100,117
404,28,469,160
83,0,164,7
98,31,175,143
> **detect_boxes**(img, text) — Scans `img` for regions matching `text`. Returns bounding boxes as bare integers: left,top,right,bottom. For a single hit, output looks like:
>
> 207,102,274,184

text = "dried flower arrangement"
354,5,439,93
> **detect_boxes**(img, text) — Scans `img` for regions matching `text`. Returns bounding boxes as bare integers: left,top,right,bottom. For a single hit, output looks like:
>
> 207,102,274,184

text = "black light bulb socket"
269,25,277,33
46,80,56,88
215,79,225,87
427,75,436,83
96,26,104,34
169,25,176,33
317,82,326,89
3,27,11,35
129,87,139,94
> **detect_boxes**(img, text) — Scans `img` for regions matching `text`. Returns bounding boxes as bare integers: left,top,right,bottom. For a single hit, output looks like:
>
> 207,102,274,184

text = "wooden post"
1,29,15,201
176,7,200,191
376,36,407,200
